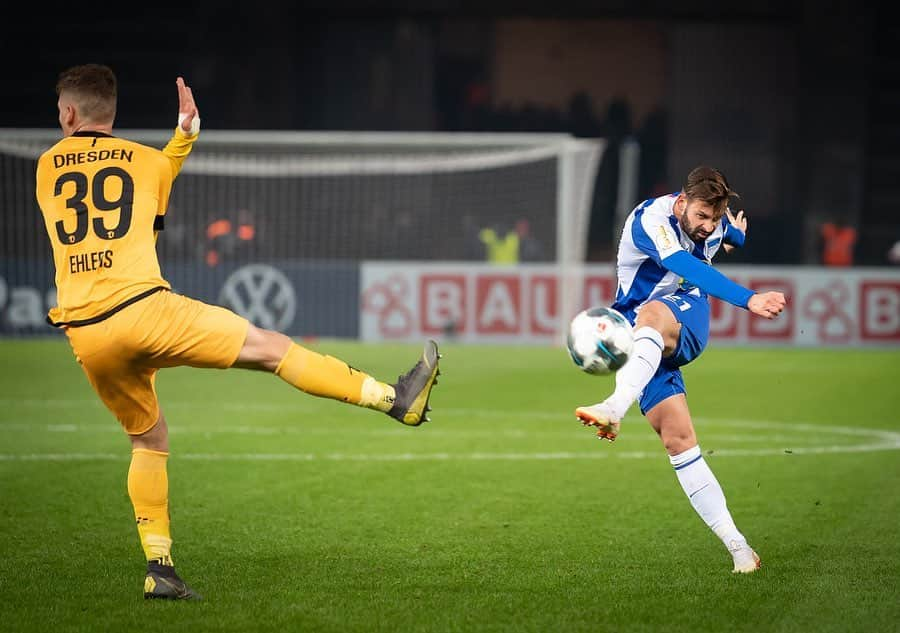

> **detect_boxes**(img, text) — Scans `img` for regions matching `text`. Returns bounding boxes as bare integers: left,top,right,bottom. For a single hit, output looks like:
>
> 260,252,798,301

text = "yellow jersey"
35,128,197,326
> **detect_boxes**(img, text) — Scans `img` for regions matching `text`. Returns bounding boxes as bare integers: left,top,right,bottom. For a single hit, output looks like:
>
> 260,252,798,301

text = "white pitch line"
692,417,900,442
1,398,899,432
0,421,868,446
1,440,898,463
1,401,898,461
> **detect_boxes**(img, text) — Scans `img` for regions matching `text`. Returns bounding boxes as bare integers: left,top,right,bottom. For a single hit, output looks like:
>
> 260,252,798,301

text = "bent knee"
660,426,698,455
636,301,680,355
236,326,293,370
130,413,169,452
635,301,674,330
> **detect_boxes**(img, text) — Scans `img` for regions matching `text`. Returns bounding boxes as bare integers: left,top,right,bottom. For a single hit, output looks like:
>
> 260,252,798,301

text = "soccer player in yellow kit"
35,64,440,600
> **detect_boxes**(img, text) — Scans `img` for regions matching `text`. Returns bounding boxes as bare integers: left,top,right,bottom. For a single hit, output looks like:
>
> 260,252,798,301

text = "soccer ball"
566,306,634,375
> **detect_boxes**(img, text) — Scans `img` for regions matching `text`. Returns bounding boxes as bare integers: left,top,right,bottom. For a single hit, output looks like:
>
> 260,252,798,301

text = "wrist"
745,292,757,310
177,113,200,136
725,224,746,248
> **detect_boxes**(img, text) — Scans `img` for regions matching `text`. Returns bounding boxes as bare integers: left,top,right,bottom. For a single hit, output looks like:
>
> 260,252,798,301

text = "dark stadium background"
2,0,894,265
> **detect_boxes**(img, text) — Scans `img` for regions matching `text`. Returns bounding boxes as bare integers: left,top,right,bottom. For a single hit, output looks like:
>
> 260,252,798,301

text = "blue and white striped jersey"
611,193,743,323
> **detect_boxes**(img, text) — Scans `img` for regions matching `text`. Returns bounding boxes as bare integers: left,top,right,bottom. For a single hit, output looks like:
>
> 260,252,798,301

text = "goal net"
0,129,603,339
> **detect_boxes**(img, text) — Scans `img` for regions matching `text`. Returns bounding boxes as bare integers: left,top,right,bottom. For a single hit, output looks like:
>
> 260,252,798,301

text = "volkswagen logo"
219,264,296,331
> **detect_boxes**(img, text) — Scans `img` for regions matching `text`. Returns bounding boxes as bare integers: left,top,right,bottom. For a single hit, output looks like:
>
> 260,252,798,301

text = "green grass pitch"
1,338,898,633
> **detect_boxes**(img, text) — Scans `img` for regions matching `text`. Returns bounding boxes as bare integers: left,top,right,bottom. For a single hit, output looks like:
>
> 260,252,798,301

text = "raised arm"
176,77,199,135
162,76,201,177
721,207,747,254
155,77,202,238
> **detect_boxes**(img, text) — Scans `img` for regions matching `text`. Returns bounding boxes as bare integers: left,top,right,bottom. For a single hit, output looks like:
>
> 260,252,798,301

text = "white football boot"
730,540,762,574
575,401,621,442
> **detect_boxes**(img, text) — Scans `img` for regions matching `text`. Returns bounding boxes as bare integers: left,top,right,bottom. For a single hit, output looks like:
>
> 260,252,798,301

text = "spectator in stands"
478,218,546,264
478,222,520,264
567,91,603,139
515,219,546,262
819,219,857,267
887,238,900,264
203,208,259,267
636,106,669,200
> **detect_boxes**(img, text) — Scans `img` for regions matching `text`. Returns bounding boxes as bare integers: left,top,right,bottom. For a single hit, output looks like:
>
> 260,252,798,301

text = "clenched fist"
747,292,786,319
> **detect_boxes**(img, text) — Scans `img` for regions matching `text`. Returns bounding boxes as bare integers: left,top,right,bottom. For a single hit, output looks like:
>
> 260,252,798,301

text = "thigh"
634,300,682,355
639,364,686,415
141,290,250,369
63,290,249,434
65,323,160,435
657,289,710,367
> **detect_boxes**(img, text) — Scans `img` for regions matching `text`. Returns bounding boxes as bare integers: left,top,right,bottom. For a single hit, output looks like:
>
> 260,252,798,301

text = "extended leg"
646,394,761,574
235,325,440,425
576,300,679,441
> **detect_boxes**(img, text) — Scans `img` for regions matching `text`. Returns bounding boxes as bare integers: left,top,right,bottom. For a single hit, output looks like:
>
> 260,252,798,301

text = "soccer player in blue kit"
575,166,786,573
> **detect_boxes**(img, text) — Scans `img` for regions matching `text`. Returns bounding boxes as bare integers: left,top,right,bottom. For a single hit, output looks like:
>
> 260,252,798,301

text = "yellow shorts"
64,289,250,435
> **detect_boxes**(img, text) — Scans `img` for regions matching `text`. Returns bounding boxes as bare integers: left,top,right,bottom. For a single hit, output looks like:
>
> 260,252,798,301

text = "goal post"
0,129,604,341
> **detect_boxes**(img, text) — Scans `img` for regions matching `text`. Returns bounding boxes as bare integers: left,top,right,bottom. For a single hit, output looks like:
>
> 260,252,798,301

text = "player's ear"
59,103,76,133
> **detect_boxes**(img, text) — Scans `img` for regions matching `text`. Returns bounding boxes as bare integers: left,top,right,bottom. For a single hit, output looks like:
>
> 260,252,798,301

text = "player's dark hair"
56,64,117,123
684,166,740,217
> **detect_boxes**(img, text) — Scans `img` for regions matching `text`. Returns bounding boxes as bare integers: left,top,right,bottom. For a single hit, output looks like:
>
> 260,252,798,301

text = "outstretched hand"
726,207,747,235
176,77,199,134
722,207,747,254
748,291,786,319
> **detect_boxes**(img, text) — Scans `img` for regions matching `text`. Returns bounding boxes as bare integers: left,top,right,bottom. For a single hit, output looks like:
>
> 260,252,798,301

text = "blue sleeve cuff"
722,219,746,248
662,251,754,309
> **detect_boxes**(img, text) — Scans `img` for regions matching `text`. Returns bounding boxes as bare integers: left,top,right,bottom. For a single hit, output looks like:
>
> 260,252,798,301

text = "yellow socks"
275,343,396,412
127,448,173,564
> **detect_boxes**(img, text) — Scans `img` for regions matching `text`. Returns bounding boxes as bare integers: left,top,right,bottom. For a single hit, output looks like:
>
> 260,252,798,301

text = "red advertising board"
360,263,900,346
